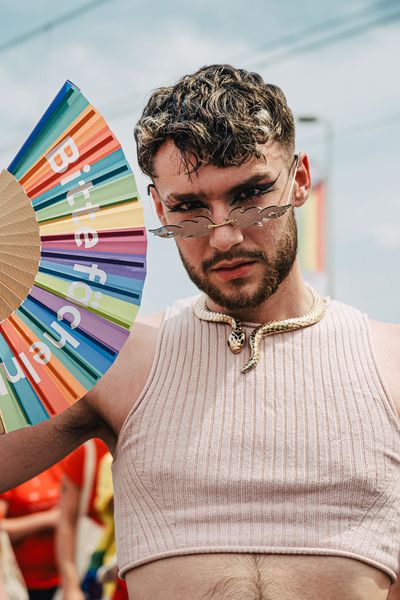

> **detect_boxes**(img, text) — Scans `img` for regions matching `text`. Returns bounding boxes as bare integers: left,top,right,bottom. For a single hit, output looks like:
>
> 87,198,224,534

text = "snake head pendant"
228,329,245,353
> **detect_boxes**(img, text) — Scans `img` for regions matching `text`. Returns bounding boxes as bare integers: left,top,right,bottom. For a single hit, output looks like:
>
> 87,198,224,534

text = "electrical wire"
245,3,400,68
228,0,399,65
0,0,113,54
101,0,400,119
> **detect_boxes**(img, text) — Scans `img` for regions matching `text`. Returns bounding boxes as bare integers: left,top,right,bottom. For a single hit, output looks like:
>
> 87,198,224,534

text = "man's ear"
148,184,167,225
292,152,312,208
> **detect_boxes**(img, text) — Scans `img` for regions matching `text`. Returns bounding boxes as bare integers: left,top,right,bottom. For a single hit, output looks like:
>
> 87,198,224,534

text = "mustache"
202,249,269,272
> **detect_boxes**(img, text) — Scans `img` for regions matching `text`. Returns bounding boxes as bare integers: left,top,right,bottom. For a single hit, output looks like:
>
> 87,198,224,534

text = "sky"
0,0,399,321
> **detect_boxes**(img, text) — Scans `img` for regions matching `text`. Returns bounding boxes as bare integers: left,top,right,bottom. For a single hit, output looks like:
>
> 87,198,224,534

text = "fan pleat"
16,306,100,388
28,286,129,354
31,149,131,211
0,248,39,262
0,268,32,299
19,296,116,373
38,202,144,236
0,318,72,415
40,228,147,254
9,83,88,178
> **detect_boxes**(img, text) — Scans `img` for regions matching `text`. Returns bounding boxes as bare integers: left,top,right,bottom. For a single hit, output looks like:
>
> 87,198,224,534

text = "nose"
208,218,244,251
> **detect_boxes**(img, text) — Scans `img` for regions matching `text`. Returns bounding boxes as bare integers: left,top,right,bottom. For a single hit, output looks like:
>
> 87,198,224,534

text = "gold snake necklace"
193,285,328,373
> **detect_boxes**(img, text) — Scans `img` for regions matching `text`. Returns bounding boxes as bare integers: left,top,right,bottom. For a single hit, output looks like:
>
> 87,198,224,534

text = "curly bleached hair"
135,64,295,178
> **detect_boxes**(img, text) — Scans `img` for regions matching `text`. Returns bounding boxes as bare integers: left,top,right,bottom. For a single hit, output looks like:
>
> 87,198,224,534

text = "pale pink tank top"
112,297,400,581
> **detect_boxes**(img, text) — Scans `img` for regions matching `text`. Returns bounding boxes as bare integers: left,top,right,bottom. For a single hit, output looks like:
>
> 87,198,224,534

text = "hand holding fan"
0,81,147,434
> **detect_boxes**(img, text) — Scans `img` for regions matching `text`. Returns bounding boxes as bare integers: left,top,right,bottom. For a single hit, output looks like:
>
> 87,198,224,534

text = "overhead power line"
102,0,400,120
228,0,399,66
0,0,113,54
244,2,400,68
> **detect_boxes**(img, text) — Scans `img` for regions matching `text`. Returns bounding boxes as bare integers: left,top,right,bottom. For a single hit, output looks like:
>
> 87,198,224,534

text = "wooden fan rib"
0,279,24,310
0,231,41,245
0,250,39,272
0,244,40,259
0,170,26,211
0,204,39,230
0,169,14,194
0,268,32,299
0,177,35,217
0,260,37,292
0,295,15,322
0,193,36,222
0,217,41,237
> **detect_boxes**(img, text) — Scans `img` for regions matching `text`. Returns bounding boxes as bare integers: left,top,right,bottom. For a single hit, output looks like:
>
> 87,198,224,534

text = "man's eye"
168,201,206,213
235,186,272,203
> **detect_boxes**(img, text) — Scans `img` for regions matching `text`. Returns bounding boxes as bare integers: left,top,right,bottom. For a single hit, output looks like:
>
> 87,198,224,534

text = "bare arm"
1,508,60,544
0,562,9,600
56,476,84,600
0,397,112,494
369,320,400,418
0,315,162,493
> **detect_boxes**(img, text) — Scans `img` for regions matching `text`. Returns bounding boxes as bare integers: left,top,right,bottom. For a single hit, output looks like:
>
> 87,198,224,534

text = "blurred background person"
80,452,128,600
0,463,64,600
56,438,108,600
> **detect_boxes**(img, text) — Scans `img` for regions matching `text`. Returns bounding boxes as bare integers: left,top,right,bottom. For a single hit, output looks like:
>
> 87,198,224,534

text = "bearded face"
178,210,298,312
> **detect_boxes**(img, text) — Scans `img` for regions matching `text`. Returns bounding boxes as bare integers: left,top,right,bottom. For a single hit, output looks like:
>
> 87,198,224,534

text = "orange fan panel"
9,314,86,401
22,111,108,192
0,317,81,416
26,132,120,199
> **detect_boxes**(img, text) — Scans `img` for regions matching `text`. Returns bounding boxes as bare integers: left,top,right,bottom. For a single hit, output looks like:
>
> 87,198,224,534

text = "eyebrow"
165,170,280,203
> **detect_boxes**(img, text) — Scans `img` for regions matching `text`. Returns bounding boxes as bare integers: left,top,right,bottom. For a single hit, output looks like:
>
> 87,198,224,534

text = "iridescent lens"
149,203,293,239
229,206,265,227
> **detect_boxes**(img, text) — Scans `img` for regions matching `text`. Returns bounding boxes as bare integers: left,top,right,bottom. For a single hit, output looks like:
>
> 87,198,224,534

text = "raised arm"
0,315,162,494
0,397,109,493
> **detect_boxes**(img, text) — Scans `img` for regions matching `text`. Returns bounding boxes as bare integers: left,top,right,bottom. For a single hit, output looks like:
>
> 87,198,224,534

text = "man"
1,65,399,600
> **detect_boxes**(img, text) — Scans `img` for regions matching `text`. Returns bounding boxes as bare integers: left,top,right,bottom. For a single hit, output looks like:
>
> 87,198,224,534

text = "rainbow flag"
297,180,326,273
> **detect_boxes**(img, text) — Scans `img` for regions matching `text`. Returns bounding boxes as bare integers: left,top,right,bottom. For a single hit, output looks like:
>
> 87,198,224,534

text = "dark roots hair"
135,64,295,178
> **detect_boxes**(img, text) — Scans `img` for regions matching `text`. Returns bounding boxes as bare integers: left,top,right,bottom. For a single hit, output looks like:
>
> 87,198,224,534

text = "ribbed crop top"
112,297,400,581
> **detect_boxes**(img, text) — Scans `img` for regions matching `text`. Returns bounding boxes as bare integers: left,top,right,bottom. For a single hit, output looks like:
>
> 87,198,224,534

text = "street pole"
297,115,335,298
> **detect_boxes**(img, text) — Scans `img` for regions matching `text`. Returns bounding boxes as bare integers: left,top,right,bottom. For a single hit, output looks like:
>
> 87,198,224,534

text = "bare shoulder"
85,311,165,441
369,319,400,417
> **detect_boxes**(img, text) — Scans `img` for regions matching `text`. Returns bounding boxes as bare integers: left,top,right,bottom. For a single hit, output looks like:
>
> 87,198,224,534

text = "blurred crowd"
0,439,128,600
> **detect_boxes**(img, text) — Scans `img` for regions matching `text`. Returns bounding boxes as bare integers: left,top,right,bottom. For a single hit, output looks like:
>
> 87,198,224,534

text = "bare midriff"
125,553,392,600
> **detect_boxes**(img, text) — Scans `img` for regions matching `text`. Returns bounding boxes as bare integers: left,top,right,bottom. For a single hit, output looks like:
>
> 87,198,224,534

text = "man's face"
151,140,310,313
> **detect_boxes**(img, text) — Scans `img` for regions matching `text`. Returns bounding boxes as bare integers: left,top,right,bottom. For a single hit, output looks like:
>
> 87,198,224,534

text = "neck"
206,262,313,324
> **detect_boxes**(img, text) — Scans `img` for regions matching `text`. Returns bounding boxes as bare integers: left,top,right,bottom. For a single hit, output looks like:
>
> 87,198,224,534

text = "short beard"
178,212,298,313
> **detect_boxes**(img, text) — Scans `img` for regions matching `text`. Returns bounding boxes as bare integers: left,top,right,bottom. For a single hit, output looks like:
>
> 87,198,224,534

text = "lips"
211,259,255,271
211,259,256,281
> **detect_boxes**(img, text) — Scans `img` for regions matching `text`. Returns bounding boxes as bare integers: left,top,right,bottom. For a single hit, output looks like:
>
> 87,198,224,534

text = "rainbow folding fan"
0,81,147,434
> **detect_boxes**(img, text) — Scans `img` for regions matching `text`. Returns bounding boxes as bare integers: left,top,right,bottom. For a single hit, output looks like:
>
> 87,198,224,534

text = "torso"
125,553,391,600
88,311,400,600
